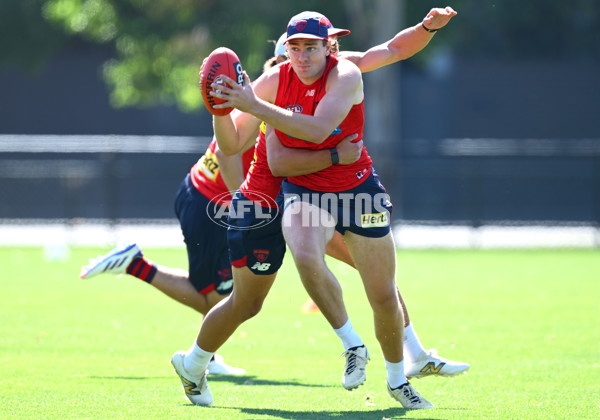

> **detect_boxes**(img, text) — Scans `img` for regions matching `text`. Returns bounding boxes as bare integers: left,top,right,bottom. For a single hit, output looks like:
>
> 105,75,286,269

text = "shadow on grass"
209,374,335,388
90,376,160,380
89,374,334,388
221,406,446,419
176,404,467,419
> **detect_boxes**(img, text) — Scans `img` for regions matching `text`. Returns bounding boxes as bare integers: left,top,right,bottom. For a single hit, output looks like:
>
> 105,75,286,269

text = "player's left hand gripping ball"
200,47,244,116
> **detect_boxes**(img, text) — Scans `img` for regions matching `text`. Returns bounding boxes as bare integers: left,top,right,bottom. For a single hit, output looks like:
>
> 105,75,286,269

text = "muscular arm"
266,125,363,177
213,110,260,156
339,6,457,73
212,60,363,145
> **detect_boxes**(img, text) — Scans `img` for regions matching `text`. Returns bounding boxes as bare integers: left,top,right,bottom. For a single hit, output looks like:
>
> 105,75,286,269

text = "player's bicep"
353,45,396,73
315,65,362,126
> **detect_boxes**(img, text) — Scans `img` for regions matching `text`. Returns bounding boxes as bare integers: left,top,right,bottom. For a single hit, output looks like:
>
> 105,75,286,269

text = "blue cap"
285,11,331,43
329,26,350,37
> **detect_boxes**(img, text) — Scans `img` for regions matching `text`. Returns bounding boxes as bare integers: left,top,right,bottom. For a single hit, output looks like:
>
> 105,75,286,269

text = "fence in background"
1,134,599,248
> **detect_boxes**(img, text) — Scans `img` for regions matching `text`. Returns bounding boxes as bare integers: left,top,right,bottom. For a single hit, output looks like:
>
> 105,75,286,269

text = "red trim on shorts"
199,283,215,295
231,255,248,268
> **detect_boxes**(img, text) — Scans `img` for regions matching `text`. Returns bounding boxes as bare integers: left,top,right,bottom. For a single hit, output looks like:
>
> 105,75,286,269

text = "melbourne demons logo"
286,105,303,113
295,20,307,32
253,249,270,263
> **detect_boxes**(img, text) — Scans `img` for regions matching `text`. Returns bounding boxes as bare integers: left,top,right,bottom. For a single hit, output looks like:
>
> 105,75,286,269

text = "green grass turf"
1,246,599,419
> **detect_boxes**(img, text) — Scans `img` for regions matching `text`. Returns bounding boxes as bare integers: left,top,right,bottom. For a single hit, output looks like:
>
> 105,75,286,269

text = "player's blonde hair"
262,55,288,72
330,36,341,56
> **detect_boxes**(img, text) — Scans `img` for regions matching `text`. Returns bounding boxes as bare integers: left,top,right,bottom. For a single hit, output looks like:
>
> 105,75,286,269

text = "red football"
200,47,244,116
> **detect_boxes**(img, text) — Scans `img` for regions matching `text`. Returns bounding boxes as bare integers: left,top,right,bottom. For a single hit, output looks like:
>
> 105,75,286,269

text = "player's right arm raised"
339,6,457,73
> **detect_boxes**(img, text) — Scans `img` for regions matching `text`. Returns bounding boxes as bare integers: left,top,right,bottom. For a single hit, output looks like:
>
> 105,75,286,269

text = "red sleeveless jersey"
275,56,372,191
191,137,255,206
239,122,284,208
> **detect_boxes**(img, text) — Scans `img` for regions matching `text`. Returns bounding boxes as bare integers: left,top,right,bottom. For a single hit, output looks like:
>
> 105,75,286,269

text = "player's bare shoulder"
333,57,362,83
252,63,281,104
328,56,363,102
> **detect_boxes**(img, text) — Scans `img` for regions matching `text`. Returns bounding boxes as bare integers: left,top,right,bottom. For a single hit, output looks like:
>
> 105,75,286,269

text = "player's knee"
237,297,265,321
369,286,400,312
291,247,325,275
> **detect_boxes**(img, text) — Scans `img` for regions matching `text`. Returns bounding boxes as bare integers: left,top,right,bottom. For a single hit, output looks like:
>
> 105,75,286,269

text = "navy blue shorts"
227,190,286,275
281,168,393,238
174,174,233,295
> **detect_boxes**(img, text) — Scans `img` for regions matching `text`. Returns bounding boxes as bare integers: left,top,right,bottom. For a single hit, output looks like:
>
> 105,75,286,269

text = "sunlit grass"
1,247,599,419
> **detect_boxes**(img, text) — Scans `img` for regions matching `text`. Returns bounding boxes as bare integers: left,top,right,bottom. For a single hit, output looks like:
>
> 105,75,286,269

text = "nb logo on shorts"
360,212,389,228
251,262,271,271
216,279,234,291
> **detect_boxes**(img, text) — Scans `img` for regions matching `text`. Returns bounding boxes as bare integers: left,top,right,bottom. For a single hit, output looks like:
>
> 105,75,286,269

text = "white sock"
403,322,426,363
385,359,408,389
183,342,214,374
333,319,363,350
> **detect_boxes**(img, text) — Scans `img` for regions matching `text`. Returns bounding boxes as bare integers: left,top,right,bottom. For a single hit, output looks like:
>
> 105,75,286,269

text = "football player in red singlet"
263,16,435,408
276,13,471,368
171,9,459,409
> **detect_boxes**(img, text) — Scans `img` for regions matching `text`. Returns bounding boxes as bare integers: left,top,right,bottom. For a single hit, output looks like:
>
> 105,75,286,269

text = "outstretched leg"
171,266,277,405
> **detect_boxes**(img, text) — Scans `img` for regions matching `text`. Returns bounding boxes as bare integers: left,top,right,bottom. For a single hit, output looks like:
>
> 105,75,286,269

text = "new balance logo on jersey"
251,262,271,271
305,89,315,96
419,361,446,375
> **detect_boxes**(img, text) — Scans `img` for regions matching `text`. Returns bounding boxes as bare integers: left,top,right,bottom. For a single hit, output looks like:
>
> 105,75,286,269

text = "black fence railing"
1,135,599,228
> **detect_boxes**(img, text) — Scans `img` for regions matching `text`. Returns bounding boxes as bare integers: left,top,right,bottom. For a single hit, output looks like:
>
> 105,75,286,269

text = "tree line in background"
2,0,599,113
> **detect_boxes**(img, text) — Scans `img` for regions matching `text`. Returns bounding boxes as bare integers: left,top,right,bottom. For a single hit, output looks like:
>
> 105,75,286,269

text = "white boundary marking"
0,219,597,249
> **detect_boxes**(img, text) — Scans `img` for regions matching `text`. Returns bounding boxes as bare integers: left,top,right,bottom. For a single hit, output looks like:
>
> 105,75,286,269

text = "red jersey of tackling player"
239,122,284,208
191,137,255,206
275,55,373,192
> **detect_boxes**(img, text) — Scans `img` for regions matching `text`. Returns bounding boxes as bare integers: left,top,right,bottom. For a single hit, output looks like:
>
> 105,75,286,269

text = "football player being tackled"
171,7,466,410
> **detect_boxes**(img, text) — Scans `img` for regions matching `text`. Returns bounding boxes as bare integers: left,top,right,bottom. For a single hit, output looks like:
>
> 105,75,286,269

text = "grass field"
1,246,599,419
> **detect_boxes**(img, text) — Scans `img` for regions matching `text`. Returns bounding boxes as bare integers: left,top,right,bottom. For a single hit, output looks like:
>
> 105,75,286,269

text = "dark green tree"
5,0,597,112
39,0,357,112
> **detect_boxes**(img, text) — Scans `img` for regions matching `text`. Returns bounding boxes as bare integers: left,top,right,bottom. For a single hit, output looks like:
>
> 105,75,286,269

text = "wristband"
330,148,339,165
422,22,438,33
